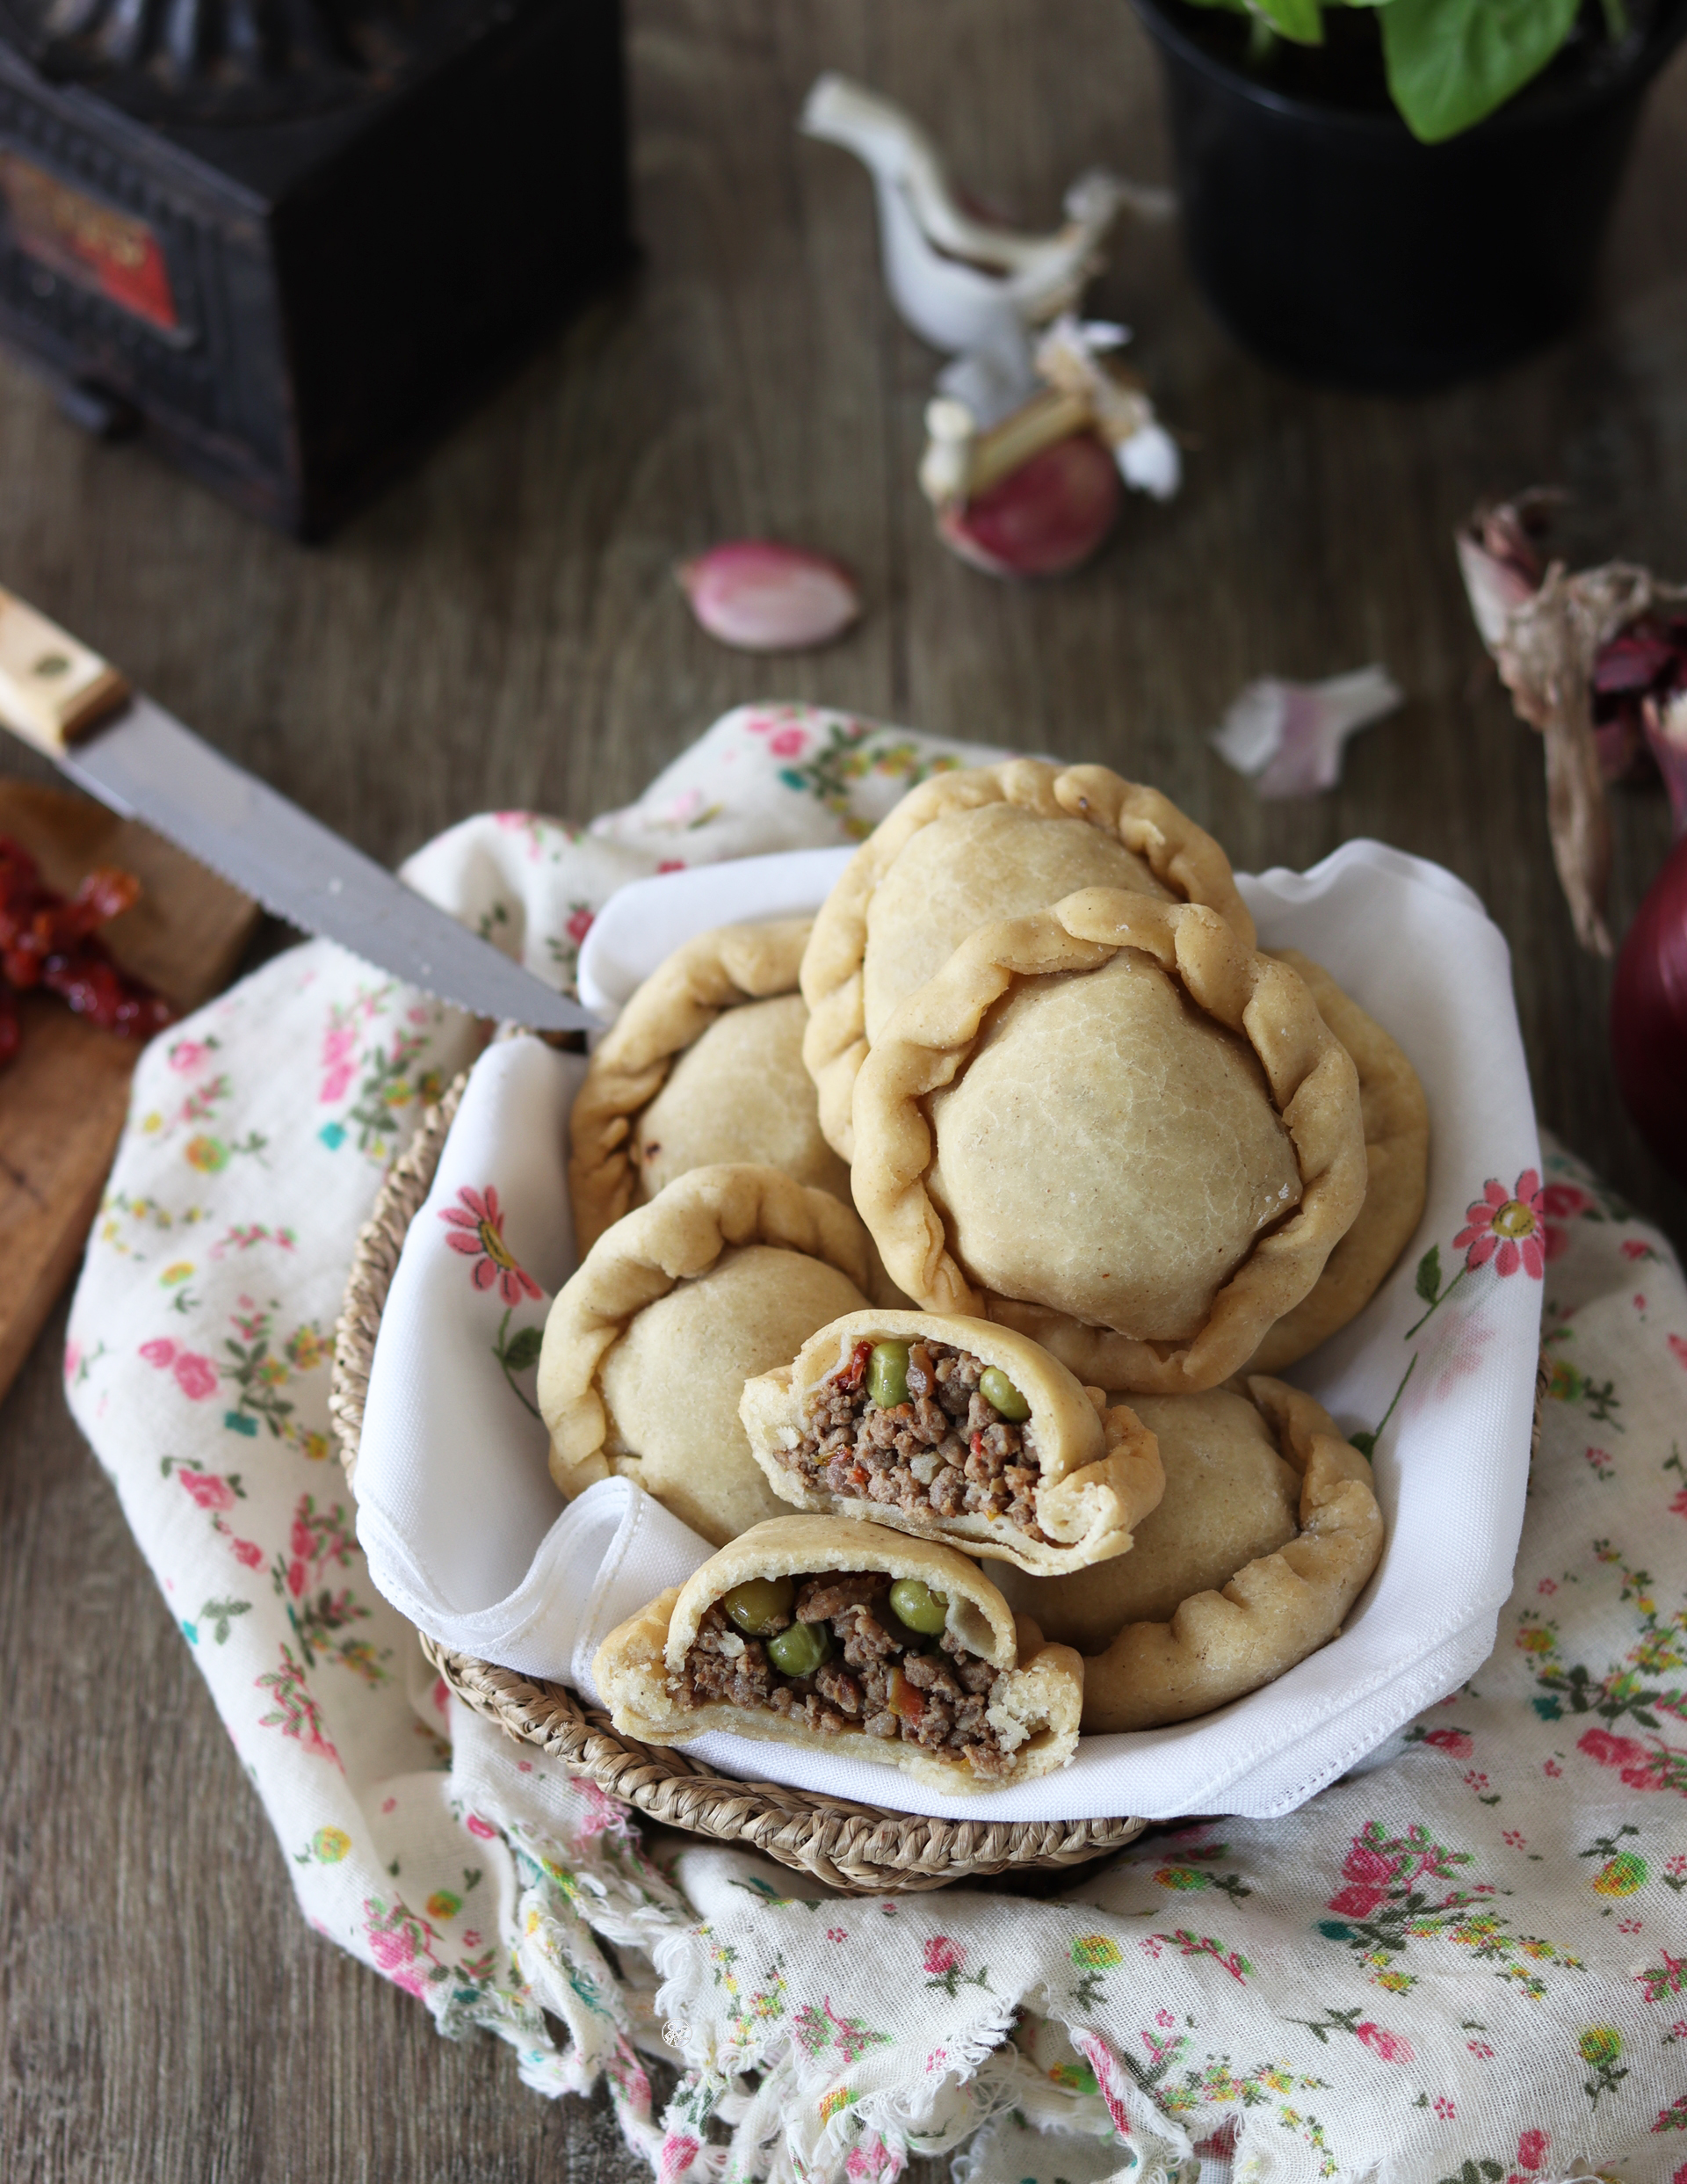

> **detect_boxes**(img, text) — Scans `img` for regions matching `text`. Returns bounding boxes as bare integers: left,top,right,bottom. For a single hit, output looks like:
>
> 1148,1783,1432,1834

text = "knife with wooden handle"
0,587,601,1034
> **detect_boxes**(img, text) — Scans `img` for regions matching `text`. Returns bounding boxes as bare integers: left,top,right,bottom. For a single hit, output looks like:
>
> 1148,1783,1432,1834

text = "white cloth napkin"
355,830,1542,1821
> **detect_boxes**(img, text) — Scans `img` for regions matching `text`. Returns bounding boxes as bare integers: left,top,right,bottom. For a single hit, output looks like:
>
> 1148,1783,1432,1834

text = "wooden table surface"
4,3,1685,2174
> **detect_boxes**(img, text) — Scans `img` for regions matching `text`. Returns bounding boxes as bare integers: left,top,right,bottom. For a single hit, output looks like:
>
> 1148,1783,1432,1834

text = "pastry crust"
1244,951,1430,1372
1078,1379,1385,1732
800,761,1257,1159
569,918,848,1256
994,1387,1303,1651
593,1513,1084,1791
537,1165,872,1545
850,889,1367,1395
741,1310,1164,1575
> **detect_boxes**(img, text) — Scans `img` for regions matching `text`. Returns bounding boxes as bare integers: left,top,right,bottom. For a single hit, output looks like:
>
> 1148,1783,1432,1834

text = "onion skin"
1612,831,1687,1185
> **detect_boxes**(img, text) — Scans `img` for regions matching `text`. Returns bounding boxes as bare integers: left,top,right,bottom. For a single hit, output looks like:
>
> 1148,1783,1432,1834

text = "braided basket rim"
329,1069,1148,1895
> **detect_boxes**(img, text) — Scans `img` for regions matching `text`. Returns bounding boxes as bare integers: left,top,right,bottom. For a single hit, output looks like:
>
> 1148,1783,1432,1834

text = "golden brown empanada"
593,1513,1083,1791
850,889,1367,1395
800,761,1258,1159
537,1165,872,1545
993,1386,1303,1651
741,1310,1163,1575
1077,1379,1384,1731
569,918,850,1257
1244,951,1430,1372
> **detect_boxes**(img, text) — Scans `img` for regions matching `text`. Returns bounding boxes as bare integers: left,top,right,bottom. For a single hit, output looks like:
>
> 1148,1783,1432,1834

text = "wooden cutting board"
0,778,257,1405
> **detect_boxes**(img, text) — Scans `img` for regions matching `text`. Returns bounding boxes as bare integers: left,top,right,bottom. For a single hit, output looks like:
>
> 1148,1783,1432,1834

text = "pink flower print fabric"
55,710,1687,2184
140,1337,221,1399
438,1184,541,1306
1456,1168,1549,1280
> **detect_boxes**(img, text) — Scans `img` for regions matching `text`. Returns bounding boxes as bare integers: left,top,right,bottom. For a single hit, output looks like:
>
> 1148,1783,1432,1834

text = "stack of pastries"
537,762,1427,1794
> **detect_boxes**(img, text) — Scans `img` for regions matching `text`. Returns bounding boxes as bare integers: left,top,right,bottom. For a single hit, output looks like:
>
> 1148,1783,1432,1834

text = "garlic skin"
1034,317,1183,503
677,542,863,653
1211,668,1403,799
799,74,1166,366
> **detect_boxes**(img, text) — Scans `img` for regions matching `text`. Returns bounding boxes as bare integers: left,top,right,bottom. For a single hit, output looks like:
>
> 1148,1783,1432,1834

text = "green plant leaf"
1379,0,1582,141
1415,1243,1442,1303
1250,0,1325,40
503,1325,544,1373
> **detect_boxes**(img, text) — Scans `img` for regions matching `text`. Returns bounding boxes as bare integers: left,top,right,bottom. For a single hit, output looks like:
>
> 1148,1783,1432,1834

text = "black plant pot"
1130,0,1687,390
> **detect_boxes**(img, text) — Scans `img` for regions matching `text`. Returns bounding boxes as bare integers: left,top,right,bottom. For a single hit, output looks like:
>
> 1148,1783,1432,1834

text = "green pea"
722,1575,795,1636
978,1366,1031,1422
867,1339,912,1411
887,1578,949,1635
768,1619,833,1677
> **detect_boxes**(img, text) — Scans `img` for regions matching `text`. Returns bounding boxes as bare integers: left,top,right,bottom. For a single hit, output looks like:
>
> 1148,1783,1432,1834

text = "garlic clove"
936,432,1119,578
677,541,863,652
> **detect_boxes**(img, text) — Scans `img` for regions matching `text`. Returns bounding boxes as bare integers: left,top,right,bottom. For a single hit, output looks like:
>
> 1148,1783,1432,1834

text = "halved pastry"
1244,950,1430,1373
569,918,850,1257
800,759,1258,1159
592,1513,1083,1790
992,1385,1306,1651
1076,1379,1384,1731
537,1165,872,1546
850,889,1367,1395
740,1310,1163,1576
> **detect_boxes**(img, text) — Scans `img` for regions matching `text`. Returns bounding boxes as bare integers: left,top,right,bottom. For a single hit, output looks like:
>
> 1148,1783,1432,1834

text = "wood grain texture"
3,0,1686,2172
0,784,256,1404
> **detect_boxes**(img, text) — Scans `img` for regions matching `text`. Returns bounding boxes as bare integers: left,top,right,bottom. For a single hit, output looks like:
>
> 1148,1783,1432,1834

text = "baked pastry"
1244,950,1430,1372
569,918,850,1256
800,760,1258,1159
1076,1379,1384,1732
992,1385,1304,1651
592,1513,1083,1789
741,1310,1163,1575
537,1165,872,1546
850,889,1367,1395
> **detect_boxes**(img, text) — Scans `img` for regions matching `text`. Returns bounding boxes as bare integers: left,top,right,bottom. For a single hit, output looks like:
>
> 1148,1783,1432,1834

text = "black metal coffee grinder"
0,0,631,534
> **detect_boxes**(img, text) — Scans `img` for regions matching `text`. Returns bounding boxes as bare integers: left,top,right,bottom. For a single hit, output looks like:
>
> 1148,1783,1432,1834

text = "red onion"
1612,831,1687,1185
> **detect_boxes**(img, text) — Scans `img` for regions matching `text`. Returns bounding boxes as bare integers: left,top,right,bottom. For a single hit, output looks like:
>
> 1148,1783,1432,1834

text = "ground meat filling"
784,1339,1048,1540
675,1571,1012,1777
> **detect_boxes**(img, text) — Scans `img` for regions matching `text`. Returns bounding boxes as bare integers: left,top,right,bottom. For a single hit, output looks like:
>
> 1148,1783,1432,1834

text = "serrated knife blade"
0,585,599,1034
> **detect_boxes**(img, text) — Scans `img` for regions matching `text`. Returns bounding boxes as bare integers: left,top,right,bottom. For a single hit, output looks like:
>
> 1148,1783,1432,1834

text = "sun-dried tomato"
887,1663,924,1726
0,834,172,1064
838,1339,874,1393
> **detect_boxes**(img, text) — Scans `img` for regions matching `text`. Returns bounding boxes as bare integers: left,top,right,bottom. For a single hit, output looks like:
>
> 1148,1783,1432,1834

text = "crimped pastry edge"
799,761,1257,1161
740,1310,1165,1575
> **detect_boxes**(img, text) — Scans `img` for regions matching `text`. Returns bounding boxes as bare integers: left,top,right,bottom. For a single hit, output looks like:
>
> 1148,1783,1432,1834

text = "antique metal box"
0,0,631,534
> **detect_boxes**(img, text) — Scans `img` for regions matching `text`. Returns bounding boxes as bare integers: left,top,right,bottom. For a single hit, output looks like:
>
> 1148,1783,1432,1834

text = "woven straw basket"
329,1073,1147,1894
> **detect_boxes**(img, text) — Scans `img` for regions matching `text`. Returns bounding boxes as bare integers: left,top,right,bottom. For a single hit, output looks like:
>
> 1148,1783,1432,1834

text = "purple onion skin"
1612,831,1687,1186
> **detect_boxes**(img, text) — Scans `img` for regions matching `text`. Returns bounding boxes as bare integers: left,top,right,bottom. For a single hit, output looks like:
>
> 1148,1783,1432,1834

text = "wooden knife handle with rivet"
0,587,133,754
